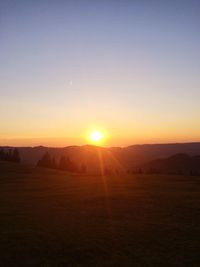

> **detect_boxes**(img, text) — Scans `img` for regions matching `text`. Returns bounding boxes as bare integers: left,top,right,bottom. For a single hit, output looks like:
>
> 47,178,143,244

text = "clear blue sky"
0,0,200,146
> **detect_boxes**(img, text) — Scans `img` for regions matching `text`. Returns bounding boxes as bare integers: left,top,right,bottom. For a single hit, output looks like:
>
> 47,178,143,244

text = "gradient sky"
0,0,200,147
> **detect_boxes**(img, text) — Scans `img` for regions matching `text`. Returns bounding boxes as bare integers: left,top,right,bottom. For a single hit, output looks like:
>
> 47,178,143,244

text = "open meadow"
0,162,200,266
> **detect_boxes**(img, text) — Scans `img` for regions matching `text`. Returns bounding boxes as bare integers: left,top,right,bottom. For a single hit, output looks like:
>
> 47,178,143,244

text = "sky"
0,0,200,147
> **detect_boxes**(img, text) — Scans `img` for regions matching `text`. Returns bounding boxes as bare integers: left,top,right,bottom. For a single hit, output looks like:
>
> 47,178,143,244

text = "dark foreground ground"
0,162,200,267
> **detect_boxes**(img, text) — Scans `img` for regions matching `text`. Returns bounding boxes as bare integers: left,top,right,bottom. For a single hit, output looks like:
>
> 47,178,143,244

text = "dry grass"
0,161,200,266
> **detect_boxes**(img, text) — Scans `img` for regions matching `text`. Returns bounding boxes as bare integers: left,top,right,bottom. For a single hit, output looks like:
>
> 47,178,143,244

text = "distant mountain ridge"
142,153,200,175
1,142,200,174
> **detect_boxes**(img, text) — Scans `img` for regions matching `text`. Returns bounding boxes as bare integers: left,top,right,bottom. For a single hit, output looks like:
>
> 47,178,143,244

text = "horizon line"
1,141,200,149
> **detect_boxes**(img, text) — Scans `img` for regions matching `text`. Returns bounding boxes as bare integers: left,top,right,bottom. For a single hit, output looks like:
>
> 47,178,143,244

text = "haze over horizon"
1,0,200,147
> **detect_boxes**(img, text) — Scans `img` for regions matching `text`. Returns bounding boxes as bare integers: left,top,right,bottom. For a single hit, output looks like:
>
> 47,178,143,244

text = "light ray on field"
96,147,116,241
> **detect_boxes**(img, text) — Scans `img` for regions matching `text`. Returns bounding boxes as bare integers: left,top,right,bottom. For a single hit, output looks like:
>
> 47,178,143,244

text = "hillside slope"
1,142,200,174
142,154,200,175
0,161,200,266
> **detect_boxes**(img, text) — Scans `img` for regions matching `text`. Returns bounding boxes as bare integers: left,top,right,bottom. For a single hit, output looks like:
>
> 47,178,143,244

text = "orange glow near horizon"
0,124,200,147
1,131,200,148
0,1,199,149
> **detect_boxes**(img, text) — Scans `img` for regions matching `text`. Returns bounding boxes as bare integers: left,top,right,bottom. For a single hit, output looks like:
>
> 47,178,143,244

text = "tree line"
37,152,87,173
128,167,200,176
0,148,21,163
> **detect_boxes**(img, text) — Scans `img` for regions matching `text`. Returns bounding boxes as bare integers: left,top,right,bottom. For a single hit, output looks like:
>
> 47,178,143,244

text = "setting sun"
90,131,103,143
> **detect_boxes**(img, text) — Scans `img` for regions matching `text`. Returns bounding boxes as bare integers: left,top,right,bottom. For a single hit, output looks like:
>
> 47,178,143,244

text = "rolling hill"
142,153,200,175
0,161,200,266
1,142,200,174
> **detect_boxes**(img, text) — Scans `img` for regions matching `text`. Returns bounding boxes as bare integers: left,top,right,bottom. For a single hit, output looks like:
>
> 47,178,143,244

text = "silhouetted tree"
0,149,5,161
0,148,20,163
58,155,78,172
8,149,12,161
3,149,10,161
58,155,67,170
51,157,57,169
37,152,53,168
12,148,20,163
67,158,78,172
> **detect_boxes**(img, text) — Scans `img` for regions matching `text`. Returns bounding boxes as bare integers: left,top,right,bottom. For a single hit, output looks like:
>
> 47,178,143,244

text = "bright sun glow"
90,131,103,142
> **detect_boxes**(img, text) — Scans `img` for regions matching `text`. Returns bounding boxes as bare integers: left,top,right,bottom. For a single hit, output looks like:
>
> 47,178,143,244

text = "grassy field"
0,161,200,267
